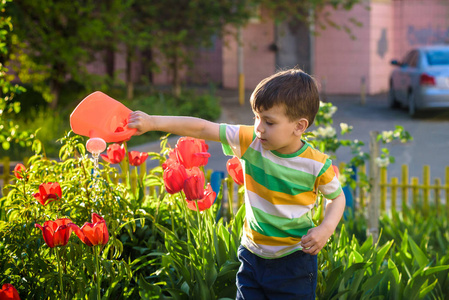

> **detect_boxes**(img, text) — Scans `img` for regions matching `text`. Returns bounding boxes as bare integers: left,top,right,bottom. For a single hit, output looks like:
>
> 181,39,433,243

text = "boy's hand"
301,193,345,255
300,224,333,255
128,111,152,135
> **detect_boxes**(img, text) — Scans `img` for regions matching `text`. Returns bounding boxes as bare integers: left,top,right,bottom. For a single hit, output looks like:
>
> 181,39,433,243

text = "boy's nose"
255,122,264,134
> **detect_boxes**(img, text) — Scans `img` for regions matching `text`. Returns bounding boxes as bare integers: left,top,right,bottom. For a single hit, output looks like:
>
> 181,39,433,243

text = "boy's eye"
265,120,273,126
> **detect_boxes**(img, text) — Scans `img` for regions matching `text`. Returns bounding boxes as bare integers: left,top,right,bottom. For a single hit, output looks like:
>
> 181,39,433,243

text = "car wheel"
388,85,400,109
408,91,417,117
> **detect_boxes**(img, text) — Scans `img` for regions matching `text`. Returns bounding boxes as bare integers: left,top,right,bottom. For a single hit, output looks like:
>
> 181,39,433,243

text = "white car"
389,45,449,117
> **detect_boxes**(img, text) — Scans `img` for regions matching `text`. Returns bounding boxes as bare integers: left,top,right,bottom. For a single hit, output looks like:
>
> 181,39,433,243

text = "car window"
402,50,418,67
402,51,413,65
408,51,418,67
426,50,449,66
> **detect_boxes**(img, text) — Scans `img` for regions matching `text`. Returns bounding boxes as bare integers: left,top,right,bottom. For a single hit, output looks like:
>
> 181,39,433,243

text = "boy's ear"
294,118,309,136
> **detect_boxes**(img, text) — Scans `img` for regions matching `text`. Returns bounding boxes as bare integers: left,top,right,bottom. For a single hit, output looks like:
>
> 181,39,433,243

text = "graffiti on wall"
407,25,449,45
377,28,388,59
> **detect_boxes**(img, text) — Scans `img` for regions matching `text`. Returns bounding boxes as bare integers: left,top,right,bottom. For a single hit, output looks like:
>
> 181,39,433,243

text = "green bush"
4,86,222,160
4,100,435,299
123,89,222,148
0,133,240,299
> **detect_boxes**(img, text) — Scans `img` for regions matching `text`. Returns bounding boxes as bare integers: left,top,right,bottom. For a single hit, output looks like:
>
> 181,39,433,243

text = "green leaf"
138,274,162,299
408,237,428,269
419,279,438,299
375,240,393,271
2,140,10,150
349,249,364,264
422,265,449,276
388,258,400,283
361,272,386,296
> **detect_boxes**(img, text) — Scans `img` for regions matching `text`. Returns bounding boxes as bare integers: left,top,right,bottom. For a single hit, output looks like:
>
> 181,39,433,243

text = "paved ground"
131,89,449,182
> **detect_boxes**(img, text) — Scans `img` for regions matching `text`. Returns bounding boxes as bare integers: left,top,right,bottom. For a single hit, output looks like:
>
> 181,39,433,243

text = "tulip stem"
194,200,205,277
56,248,65,300
95,246,102,300
180,192,194,278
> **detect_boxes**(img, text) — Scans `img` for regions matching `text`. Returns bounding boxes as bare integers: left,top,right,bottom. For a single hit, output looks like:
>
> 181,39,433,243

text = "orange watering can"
70,91,136,143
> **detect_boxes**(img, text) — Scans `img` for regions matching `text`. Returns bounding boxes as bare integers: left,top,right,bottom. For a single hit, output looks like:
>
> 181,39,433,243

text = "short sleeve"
219,124,256,158
316,159,342,200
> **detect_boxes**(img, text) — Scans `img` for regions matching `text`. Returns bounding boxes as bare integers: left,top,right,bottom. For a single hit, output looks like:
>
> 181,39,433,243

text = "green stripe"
271,140,309,158
249,208,313,238
243,148,315,194
324,187,343,199
317,159,332,177
219,124,233,156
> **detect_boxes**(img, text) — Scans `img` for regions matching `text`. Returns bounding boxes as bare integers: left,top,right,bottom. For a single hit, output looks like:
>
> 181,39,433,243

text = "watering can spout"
70,91,136,143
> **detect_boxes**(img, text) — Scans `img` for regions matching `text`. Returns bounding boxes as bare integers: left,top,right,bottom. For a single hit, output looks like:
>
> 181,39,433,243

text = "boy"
128,68,345,299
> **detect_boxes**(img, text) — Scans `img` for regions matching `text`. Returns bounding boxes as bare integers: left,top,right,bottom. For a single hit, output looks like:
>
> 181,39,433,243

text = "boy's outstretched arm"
128,111,221,142
300,192,346,255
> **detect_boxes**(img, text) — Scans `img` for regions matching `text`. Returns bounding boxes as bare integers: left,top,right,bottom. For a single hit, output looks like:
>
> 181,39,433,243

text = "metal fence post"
368,131,380,241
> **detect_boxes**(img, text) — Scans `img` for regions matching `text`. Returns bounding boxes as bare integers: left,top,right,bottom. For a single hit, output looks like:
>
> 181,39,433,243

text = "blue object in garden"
343,186,354,219
210,171,224,203
210,171,225,222
343,164,357,219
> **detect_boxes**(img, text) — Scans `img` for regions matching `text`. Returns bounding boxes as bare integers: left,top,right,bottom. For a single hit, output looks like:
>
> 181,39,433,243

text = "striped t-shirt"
220,124,342,259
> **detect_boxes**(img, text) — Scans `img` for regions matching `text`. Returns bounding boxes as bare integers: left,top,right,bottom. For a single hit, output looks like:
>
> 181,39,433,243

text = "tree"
8,0,111,108
141,0,252,96
143,0,361,96
6,0,361,102
0,0,33,152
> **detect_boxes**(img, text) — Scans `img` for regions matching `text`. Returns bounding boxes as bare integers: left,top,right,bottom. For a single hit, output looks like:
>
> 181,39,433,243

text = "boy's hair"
250,68,320,128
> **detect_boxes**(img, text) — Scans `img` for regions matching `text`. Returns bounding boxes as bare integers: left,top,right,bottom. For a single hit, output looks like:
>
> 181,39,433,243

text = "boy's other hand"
300,224,333,255
128,111,152,135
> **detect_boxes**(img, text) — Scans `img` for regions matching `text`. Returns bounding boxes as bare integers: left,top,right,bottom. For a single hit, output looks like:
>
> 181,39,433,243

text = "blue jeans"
236,245,317,300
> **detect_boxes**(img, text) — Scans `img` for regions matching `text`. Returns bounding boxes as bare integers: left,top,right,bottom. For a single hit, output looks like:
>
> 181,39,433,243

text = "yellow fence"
3,157,449,219
354,164,449,218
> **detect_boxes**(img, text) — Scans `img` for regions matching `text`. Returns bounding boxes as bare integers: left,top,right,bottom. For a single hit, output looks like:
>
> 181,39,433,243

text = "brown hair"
250,68,320,128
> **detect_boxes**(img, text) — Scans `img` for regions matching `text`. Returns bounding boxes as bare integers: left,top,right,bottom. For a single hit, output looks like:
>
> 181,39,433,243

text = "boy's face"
253,104,307,155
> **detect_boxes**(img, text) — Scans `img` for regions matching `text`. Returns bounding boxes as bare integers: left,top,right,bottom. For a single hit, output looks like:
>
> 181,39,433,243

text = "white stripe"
242,235,303,258
249,141,326,176
318,176,341,195
225,124,241,157
247,190,313,219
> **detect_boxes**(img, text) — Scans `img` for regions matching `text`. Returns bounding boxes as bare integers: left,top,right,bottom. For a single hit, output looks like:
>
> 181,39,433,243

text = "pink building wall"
314,3,371,94
86,0,449,96
222,0,449,95
222,10,276,90
314,0,449,95
393,0,449,58
369,1,395,94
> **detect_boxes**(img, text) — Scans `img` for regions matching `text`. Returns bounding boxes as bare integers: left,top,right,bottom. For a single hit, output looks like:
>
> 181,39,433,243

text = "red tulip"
162,150,179,170
183,167,205,200
226,156,244,185
163,162,187,194
100,143,126,164
13,163,26,180
33,182,62,206
69,213,109,247
332,165,340,178
128,151,149,166
186,183,216,211
0,284,20,300
35,218,72,248
175,137,210,169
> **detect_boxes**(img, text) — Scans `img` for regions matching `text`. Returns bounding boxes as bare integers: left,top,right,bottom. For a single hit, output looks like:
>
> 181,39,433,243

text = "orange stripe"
319,167,336,185
239,126,255,154
245,176,317,206
244,220,302,246
303,146,328,163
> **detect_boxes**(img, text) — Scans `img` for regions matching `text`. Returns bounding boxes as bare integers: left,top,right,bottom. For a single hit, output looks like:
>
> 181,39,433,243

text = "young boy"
128,68,345,299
